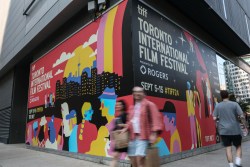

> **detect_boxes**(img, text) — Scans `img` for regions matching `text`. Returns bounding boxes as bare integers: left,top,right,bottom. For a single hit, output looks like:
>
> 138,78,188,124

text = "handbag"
145,145,160,167
145,103,161,167
112,130,129,149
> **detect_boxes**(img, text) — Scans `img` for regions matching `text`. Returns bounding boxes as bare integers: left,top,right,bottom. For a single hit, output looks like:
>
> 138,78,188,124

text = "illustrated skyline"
56,67,121,100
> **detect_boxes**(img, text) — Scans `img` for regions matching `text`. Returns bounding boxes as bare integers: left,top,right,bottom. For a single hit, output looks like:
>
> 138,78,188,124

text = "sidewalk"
163,140,250,167
0,144,105,167
0,141,250,167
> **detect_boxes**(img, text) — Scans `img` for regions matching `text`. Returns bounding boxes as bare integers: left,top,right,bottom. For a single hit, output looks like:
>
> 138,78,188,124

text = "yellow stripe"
104,6,118,72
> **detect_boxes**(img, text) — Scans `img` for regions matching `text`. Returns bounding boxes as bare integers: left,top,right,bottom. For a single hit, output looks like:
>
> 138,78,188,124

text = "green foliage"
238,100,250,113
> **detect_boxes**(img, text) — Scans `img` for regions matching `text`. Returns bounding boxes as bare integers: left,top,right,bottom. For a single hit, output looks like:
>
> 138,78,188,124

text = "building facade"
1,0,250,165
224,60,250,100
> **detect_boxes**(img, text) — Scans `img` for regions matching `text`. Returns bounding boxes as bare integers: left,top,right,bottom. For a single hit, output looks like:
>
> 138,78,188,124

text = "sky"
0,0,11,55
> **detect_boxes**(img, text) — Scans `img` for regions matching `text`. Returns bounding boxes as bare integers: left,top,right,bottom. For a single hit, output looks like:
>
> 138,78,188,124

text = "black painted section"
9,58,31,144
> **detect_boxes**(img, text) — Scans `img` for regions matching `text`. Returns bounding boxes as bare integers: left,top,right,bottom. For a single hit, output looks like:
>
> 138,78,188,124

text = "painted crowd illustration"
26,0,220,159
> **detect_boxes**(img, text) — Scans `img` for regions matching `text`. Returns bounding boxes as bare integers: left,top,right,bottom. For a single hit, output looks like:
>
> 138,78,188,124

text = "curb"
26,135,250,166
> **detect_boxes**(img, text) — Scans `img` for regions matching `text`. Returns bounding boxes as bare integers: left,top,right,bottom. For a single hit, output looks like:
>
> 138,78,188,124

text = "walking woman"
110,100,128,167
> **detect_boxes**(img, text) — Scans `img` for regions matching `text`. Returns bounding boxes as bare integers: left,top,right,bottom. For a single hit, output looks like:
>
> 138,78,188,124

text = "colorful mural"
132,0,221,155
27,0,221,159
26,0,129,158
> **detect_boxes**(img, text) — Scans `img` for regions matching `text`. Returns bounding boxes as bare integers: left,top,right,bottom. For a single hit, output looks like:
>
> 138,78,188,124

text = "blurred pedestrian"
110,100,128,167
122,86,163,167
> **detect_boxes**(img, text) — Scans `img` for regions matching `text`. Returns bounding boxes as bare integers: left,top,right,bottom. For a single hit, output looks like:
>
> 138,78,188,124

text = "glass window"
217,55,250,115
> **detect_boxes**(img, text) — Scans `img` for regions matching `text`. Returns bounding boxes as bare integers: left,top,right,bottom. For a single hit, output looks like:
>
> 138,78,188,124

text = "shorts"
128,138,148,157
114,147,128,153
221,135,242,147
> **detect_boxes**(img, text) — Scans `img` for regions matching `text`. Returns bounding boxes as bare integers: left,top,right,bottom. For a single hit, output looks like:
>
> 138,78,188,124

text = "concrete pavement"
0,141,250,167
162,140,250,167
0,144,105,167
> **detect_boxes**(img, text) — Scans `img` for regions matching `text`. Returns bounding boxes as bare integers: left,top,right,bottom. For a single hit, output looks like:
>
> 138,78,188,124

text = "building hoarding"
26,0,130,157
26,0,221,159
132,1,221,155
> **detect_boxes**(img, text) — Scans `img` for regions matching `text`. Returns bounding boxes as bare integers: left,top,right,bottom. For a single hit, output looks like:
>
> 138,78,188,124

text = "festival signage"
132,2,220,102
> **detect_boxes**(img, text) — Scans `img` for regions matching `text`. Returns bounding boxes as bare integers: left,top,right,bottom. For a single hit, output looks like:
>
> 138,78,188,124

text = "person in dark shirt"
110,100,128,167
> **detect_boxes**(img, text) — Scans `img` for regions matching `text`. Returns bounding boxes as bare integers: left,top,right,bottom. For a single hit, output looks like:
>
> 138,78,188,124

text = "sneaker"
235,165,242,167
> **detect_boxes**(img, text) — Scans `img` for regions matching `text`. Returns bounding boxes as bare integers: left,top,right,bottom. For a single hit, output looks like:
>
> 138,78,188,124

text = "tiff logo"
138,4,147,18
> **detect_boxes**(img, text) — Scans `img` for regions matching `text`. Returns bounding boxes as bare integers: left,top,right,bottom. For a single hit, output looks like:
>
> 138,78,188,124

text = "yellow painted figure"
86,126,110,156
186,82,202,149
196,118,202,148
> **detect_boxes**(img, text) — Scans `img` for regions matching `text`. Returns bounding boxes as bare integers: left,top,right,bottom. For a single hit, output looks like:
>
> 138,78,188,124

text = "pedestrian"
122,86,163,167
213,90,248,167
110,100,128,167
